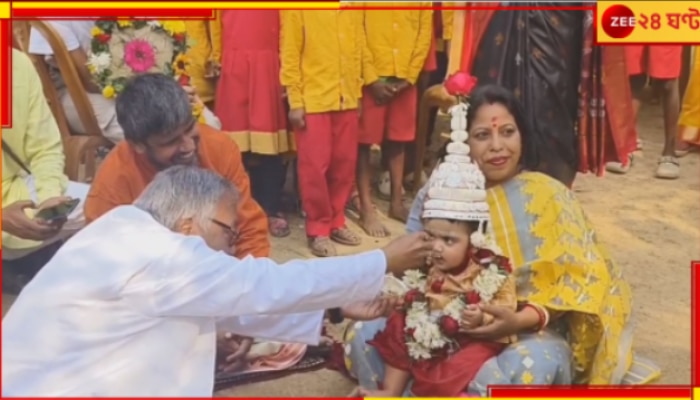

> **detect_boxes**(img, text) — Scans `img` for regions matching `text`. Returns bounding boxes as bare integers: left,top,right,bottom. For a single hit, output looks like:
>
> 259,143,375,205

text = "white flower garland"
383,259,509,361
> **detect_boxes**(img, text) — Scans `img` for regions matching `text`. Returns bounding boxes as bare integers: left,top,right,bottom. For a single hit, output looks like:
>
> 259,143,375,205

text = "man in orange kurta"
84,74,269,259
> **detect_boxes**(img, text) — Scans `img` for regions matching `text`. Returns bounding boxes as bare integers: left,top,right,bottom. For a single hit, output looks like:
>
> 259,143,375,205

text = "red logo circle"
601,4,636,39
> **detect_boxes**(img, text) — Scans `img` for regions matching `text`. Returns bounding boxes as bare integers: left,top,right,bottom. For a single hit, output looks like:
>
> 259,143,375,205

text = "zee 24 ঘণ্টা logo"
601,3,700,39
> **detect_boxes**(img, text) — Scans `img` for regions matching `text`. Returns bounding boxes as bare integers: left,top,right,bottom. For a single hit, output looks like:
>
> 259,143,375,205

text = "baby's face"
423,218,471,272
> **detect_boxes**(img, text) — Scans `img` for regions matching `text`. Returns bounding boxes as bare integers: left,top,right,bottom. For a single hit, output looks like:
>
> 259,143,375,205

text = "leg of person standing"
647,46,683,179
295,114,337,256
609,45,682,178
357,87,391,237
328,110,362,247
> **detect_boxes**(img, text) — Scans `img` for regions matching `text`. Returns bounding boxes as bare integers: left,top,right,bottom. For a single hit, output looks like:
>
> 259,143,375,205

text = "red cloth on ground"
368,311,506,397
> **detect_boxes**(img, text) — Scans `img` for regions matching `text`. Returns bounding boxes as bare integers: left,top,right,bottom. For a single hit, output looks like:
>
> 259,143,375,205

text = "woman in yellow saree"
342,85,659,395
677,47,700,156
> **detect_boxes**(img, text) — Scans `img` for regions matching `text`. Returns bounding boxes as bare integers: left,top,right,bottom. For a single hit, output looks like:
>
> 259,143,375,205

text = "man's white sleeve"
121,236,387,321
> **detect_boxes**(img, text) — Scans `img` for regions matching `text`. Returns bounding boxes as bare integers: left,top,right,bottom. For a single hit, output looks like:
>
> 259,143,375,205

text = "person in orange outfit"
356,5,432,238
280,10,364,257
84,74,270,259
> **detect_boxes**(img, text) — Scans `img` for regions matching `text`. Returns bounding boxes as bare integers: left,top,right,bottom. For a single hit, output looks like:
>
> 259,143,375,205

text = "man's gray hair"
134,166,238,231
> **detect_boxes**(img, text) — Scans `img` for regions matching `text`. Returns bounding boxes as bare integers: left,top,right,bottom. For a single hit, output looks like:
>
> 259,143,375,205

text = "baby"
360,101,517,398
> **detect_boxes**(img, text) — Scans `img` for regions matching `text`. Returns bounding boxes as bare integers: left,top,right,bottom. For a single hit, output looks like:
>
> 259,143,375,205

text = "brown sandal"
330,226,362,246
308,237,337,257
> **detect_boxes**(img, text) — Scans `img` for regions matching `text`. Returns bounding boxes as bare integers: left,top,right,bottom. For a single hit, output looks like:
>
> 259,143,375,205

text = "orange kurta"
84,125,270,258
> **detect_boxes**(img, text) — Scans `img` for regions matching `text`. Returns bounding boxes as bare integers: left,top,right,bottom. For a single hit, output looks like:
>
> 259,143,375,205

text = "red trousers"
295,110,359,237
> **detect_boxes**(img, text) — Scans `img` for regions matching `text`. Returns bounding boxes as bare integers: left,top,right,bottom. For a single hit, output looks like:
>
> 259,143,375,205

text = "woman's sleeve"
406,184,428,233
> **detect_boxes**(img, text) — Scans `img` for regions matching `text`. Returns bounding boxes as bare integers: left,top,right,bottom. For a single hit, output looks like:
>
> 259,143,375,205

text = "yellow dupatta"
486,171,635,384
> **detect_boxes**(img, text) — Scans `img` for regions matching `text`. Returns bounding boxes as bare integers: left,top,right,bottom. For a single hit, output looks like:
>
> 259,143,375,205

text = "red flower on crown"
444,72,478,97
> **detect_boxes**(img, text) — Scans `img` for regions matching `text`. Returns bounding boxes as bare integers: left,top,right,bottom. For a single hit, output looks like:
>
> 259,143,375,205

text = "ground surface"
2,104,696,396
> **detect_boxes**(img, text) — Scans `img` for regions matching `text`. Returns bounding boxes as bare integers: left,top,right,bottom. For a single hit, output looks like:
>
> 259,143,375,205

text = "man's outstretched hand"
381,232,433,274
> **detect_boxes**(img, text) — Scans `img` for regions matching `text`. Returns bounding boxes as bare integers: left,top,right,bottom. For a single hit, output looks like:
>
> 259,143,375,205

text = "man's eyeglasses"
210,218,240,246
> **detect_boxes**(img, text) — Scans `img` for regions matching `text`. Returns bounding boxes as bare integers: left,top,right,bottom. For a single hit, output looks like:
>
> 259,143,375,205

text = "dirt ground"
1,104,695,396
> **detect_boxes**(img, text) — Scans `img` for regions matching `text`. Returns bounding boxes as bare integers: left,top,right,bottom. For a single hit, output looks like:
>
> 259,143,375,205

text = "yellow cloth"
361,3,433,84
2,50,68,249
280,10,365,113
442,6,454,40
486,171,634,384
680,46,700,144
184,14,222,103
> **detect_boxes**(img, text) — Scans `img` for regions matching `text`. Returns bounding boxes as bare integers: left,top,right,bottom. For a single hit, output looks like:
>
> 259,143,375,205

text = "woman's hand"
462,304,536,339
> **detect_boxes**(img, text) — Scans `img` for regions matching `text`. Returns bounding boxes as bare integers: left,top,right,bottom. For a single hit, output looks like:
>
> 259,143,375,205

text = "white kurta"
2,206,387,397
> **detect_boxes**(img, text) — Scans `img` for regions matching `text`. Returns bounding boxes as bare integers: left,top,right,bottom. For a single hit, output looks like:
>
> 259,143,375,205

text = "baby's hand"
460,304,484,330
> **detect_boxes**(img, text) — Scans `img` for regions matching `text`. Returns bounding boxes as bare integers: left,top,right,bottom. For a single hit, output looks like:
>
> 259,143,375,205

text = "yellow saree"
485,171,653,384
680,47,700,144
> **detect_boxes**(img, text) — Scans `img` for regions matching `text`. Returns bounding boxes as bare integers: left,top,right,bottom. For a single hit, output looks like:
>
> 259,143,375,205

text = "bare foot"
388,203,409,223
359,209,390,238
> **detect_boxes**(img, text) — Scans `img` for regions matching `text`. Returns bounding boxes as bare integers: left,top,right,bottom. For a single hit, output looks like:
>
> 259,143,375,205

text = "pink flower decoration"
124,39,156,73
444,71,478,97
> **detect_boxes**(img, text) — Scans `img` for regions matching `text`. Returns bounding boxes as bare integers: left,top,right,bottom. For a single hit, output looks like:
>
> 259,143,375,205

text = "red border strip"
490,387,693,398
693,261,700,386
12,9,214,18
2,18,10,128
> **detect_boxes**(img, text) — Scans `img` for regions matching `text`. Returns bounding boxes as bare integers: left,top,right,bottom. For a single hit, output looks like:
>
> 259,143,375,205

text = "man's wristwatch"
327,307,344,324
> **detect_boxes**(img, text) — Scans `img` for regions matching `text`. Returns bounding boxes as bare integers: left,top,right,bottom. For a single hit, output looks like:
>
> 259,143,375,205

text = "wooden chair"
28,20,112,182
411,10,464,193
12,21,30,52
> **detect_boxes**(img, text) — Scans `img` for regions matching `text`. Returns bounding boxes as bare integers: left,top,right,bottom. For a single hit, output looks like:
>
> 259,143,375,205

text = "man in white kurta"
2,166,431,397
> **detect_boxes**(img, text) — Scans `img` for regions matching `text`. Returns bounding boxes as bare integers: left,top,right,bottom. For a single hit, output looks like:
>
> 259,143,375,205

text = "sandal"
308,236,337,257
268,214,291,238
331,226,362,246
605,154,634,174
655,156,680,179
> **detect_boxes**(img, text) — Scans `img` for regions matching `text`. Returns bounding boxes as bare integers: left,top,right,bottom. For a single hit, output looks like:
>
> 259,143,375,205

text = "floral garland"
394,249,512,361
88,19,204,123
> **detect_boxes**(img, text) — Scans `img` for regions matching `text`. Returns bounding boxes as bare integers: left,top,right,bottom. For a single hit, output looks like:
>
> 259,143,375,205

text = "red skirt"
368,312,506,397
215,49,292,155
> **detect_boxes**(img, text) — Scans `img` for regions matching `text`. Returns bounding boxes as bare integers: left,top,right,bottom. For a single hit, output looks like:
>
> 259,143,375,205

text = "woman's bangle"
522,303,549,332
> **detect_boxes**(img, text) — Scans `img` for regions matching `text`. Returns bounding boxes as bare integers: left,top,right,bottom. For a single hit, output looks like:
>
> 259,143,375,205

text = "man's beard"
146,151,200,170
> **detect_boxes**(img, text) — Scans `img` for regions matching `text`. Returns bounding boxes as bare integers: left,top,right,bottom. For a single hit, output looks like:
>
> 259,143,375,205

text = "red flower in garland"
174,33,186,43
430,278,444,293
444,72,478,97
465,291,481,305
494,255,513,273
439,315,460,337
474,248,496,264
405,328,416,339
97,34,111,44
177,74,191,86
404,289,424,307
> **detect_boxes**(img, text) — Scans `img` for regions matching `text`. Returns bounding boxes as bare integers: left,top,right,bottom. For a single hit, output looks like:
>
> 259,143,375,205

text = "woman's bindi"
491,116,499,128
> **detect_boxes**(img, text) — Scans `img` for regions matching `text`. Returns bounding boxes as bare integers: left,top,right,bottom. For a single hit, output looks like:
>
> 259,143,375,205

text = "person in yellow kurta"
280,10,365,257
676,46,700,157
184,15,222,106
355,4,432,239
2,50,90,280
